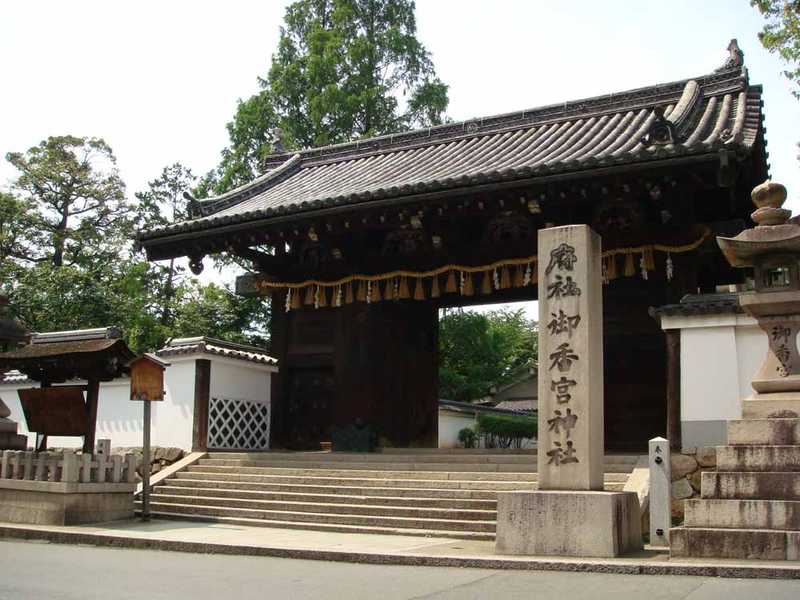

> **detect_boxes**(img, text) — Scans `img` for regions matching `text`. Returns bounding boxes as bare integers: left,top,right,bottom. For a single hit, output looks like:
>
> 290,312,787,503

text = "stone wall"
671,446,716,521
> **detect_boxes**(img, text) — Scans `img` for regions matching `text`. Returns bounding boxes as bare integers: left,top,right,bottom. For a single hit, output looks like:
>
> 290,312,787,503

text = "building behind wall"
0,336,277,451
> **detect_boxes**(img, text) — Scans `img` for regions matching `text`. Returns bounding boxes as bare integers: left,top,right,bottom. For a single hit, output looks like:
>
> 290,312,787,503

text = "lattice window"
207,397,270,450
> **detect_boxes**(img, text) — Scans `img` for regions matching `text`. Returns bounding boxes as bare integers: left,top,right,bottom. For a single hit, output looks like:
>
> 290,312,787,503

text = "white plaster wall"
661,312,767,445
151,358,197,450
438,411,476,448
210,357,273,404
680,324,741,422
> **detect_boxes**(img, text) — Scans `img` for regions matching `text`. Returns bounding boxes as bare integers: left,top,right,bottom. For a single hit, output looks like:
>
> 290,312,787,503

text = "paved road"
1,539,798,600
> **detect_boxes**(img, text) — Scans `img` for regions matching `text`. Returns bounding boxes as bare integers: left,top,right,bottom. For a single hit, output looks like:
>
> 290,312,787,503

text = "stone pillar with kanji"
495,225,642,558
537,225,604,491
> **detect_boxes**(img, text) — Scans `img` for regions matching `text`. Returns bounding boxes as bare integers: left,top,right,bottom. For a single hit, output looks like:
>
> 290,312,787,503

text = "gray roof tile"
139,59,764,244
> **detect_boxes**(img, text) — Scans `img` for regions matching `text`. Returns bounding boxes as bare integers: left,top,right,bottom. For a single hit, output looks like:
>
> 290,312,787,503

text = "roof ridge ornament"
715,39,744,73
640,106,679,147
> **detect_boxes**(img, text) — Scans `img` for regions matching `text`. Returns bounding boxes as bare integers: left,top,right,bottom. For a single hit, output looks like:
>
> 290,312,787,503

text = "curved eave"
138,144,749,251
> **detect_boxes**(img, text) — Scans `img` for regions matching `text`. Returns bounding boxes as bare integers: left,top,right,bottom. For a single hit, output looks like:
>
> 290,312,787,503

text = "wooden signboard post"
128,354,169,521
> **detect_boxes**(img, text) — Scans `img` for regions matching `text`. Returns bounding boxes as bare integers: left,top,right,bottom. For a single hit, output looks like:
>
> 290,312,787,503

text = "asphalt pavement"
2,539,799,600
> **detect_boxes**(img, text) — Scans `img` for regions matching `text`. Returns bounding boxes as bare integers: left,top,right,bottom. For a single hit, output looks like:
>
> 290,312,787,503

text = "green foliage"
5,136,131,268
214,0,449,194
439,308,538,402
476,413,537,449
752,0,800,98
2,141,270,355
458,426,477,449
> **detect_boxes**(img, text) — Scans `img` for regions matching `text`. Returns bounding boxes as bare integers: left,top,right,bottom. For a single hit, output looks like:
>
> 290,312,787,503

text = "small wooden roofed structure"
0,327,135,452
137,41,770,451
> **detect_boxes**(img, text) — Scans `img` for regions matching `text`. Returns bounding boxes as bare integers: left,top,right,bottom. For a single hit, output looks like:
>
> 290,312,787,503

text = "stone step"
206,452,539,464
670,526,800,561
138,500,497,533
198,459,636,474
716,445,800,472
742,396,800,420
148,491,496,521
684,498,800,530
197,459,538,473
162,477,501,500
175,471,535,491
701,471,800,501
155,484,498,510
174,471,626,492
138,510,494,541
189,464,632,480
727,419,800,446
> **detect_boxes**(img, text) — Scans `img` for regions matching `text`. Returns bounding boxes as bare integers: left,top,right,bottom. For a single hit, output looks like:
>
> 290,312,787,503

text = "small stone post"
649,436,671,547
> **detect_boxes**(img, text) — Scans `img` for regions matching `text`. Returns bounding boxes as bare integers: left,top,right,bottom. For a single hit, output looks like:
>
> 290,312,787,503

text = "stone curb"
1,524,799,579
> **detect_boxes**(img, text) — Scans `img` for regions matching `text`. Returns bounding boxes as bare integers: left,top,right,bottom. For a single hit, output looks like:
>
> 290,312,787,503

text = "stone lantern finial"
750,180,789,227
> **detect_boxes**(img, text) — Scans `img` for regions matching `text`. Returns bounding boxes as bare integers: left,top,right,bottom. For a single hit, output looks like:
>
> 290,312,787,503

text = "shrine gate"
138,42,768,452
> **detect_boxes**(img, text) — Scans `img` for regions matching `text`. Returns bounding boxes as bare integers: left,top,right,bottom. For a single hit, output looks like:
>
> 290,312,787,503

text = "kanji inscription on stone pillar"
537,225,604,491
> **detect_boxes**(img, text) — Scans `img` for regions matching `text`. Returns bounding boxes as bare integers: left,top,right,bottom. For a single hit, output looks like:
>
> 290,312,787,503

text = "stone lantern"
0,295,28,352
0,294,28,449
717,181,800,413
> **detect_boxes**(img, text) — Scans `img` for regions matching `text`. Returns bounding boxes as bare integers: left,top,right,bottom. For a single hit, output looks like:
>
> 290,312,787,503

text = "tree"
215,0,449,193
5,136,131,268
0,192,39,274
752,1,800,98
438,308,538,403
169,282,270,347
135,163,197,328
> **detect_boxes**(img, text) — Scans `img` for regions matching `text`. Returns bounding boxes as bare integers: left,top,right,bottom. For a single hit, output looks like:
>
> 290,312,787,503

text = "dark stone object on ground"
331,421,376,452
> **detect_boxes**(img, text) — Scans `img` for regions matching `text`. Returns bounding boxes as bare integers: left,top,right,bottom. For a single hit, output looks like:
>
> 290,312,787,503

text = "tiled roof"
439,399,535,417
139,45,765,245
1,370,33,385
156,336,278,366
649,292,743,318
493,399,536,413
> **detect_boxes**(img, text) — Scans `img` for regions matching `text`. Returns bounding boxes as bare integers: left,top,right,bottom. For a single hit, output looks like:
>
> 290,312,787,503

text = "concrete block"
0,488,133,525
701,471,800,500
742,395,800,419
727,419,800,445
684,498,800,530
669,526,793,560
716,445,800,472
495,490,642,557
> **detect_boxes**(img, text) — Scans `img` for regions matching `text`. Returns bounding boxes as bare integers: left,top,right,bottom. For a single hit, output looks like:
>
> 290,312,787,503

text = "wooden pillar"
665,329,681,451
192,359,211,451
83,378,100,454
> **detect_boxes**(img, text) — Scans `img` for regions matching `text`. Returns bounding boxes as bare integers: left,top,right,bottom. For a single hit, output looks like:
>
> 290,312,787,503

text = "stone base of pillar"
743,393,800,419
0,418,26,450
495,490,643,558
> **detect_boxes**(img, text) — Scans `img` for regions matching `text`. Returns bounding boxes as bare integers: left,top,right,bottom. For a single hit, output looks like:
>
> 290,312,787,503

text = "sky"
2,1,799,321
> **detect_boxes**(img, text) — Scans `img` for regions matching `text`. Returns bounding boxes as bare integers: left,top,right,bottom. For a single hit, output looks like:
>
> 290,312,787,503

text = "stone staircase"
670,413,800,560
137,450,639,540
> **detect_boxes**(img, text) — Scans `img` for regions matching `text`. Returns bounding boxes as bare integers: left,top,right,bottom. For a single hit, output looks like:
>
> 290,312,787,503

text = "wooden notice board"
18,386,88,436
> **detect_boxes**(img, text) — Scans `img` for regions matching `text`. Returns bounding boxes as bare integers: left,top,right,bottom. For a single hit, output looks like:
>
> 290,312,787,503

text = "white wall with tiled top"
660,311,767,449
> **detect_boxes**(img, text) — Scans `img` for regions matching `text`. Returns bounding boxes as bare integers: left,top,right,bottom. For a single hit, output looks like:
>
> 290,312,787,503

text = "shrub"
476,413,537,449
458,427,477,448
